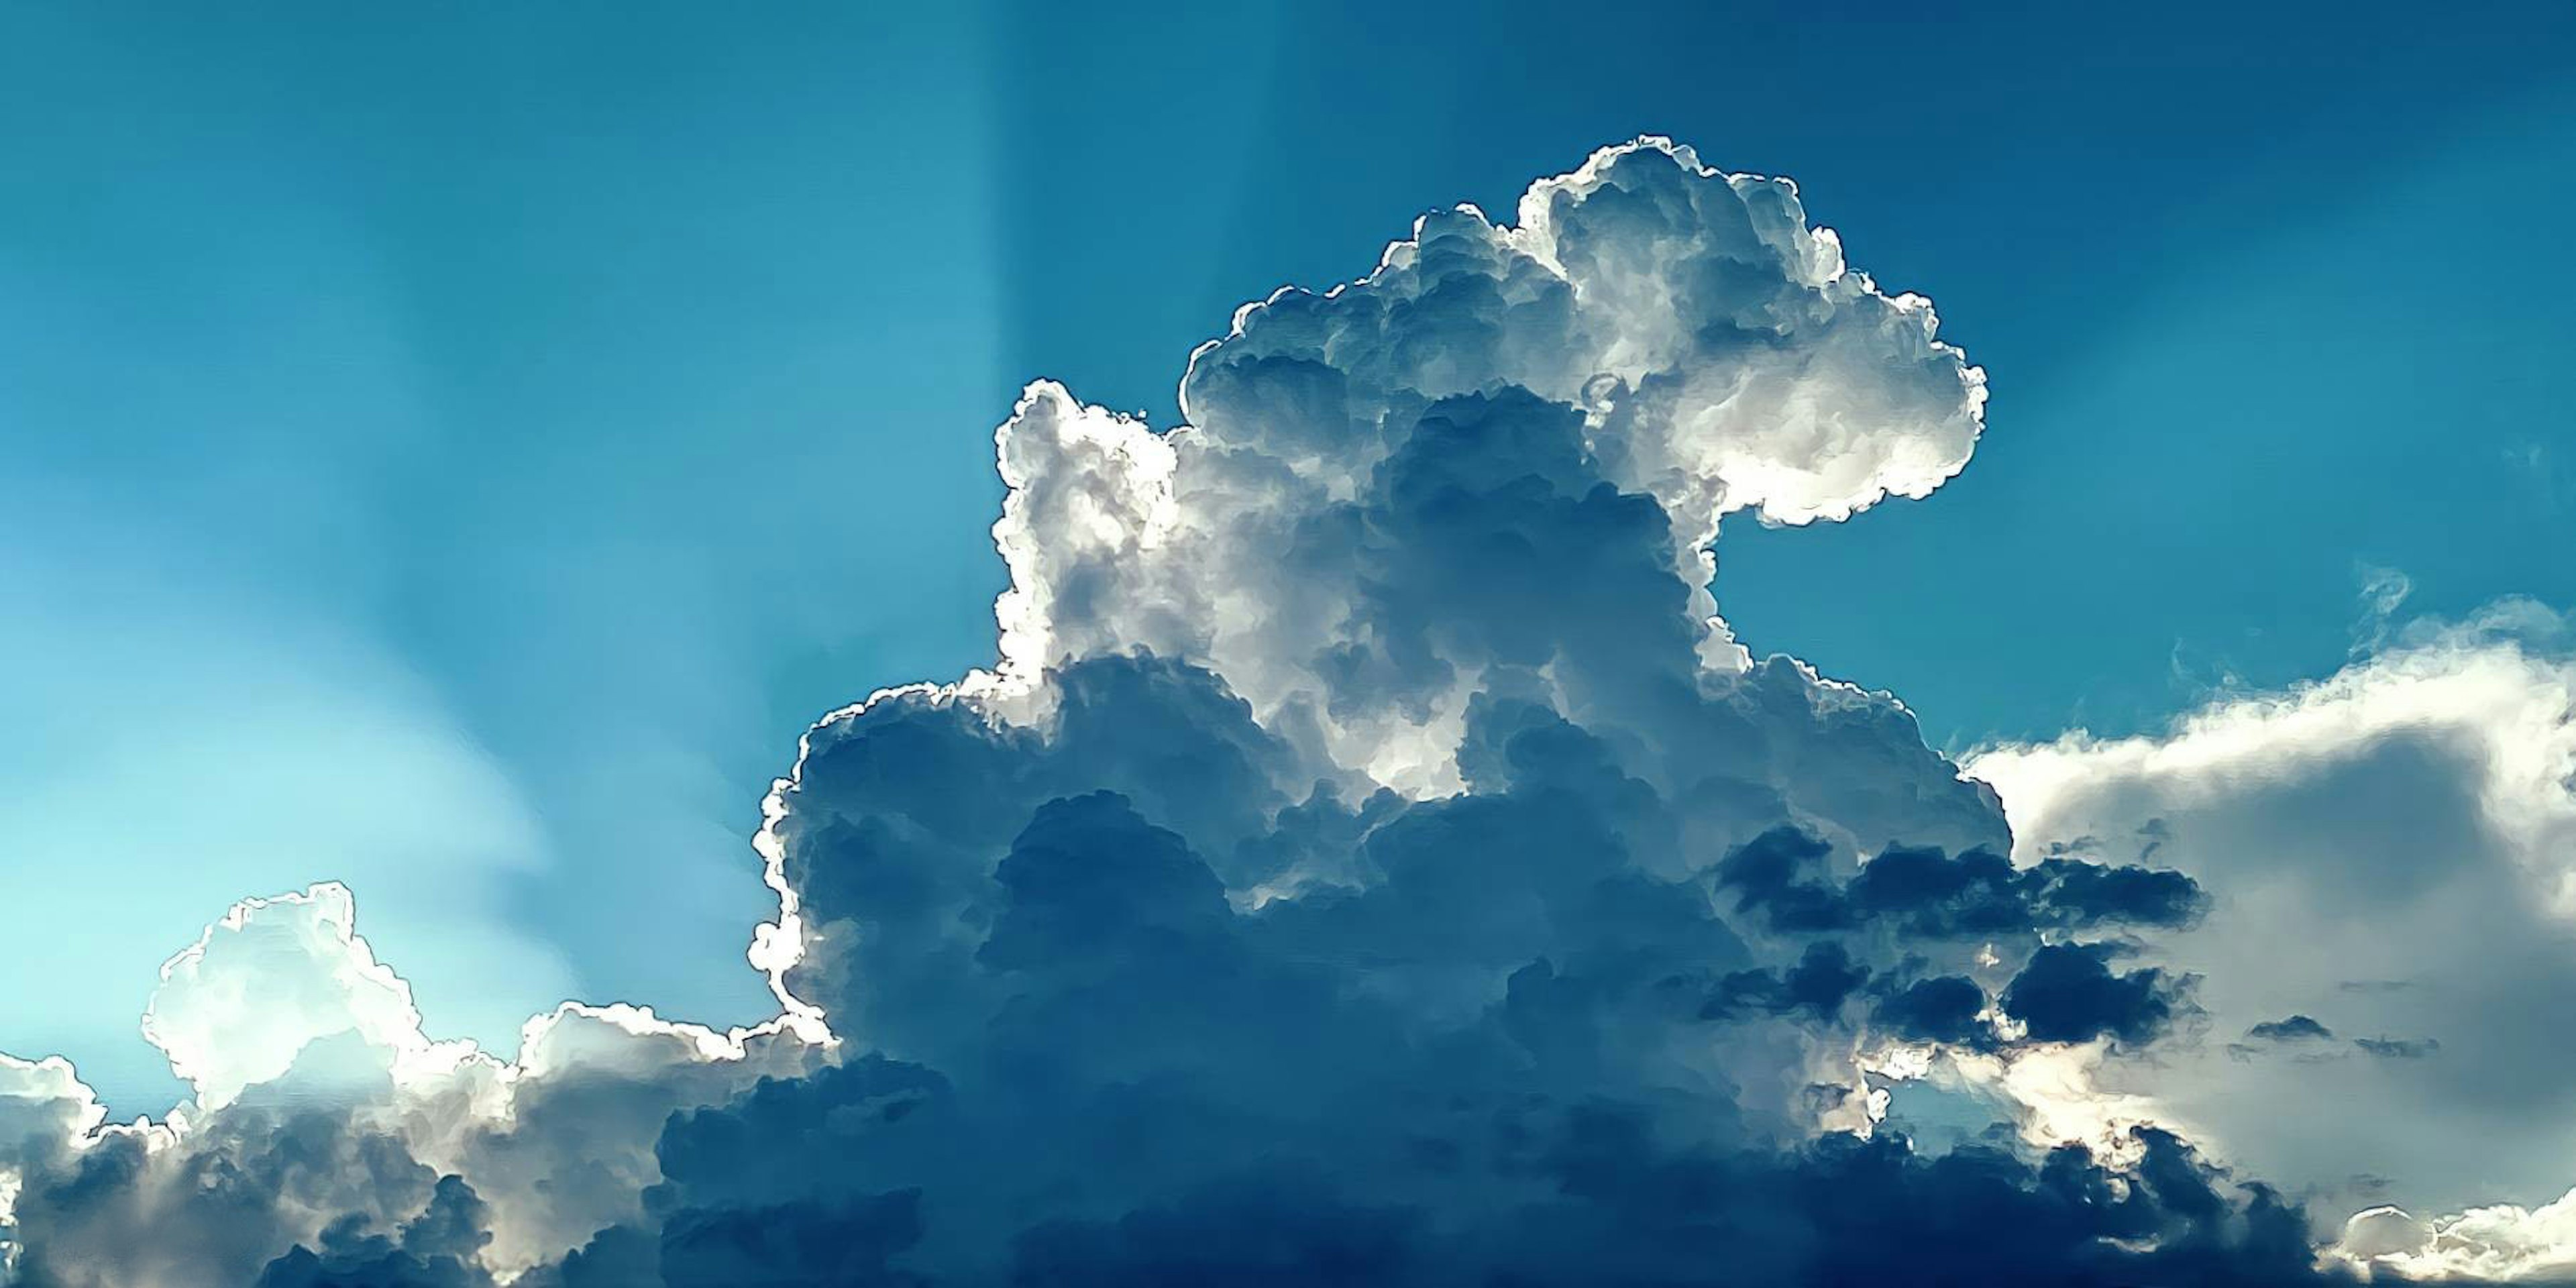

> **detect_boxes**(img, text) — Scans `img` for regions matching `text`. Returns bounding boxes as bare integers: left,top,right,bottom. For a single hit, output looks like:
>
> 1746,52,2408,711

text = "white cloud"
0,883,820,1285
140,883,475,1112
1970,602,2576,1273
985,138,1987,791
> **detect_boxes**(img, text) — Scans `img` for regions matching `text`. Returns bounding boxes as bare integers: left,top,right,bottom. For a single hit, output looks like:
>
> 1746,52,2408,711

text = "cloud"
0,883,816,1285
142,884,481,1114
2351,1037,2441,1061
2247,1015,2336,1043
988,137,1989,795
2343,1190,2576,1283
1872,975,1990,1046
1715,824,2204,939
1970,601,2576,1277
0,140,2346,1285
1998,943,2187,1046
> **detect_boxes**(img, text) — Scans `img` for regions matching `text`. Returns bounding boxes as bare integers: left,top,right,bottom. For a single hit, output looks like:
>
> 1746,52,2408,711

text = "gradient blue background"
4,0,2571,1114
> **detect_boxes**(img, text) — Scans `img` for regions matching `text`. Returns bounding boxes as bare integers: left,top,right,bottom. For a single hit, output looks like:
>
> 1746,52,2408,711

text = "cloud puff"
2344,1190,2576,1283
142,884,482,1114
0,884,814,1285
2246,1015,2335,1043
1715,824,2205,939
990,138,1988,794
1,140,2330,1285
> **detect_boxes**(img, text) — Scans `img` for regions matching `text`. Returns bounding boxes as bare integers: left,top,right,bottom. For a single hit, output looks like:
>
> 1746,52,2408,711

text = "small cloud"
2352,565,2414,654
2504,439,2566,513
2135,817,2170,863
2247,1014,2336,1043
2354,1036,2440,1060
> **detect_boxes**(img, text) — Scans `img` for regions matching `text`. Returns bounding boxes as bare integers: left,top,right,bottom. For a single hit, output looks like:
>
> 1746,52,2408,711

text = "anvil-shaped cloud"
11,139,2549,1285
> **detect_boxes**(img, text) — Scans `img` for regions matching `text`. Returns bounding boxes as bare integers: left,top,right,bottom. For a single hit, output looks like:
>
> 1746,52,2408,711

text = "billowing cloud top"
0,140,2394,1287
994,139,1986,791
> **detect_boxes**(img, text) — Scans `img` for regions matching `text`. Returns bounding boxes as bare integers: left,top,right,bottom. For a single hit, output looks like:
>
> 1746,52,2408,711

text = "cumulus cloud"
0,884,814,1285
142,885,480,1114
989,138,1988,794
1970,601,2576,1279
1,140,2347,1285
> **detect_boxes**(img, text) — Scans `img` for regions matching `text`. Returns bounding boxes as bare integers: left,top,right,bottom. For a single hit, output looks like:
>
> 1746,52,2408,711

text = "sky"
5,4,2576,1284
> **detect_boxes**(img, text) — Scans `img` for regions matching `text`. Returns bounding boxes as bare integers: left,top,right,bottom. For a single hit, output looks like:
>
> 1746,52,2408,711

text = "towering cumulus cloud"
0,140,2349,1285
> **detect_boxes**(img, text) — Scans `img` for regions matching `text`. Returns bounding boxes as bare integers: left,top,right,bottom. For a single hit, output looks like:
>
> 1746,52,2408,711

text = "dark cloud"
1713,825,1853,932
652,630,2277,1285
254,1177,496,1288
2247,1015,2337,1043
1872,975,1990,1046
9,1101,458,1287
2354,1037,2442,1060
2001,943,2188,1046
1703,941,1870,1022
982,1122,2330,1288
1716,824,2204,941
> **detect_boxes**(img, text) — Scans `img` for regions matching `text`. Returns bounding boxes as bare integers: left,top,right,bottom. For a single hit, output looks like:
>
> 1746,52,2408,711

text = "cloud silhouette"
0,140,2334,1286
2247,1015,2336,1043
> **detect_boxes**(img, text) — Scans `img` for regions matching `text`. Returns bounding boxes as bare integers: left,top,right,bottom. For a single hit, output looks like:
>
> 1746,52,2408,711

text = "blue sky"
4,0,2572,1124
